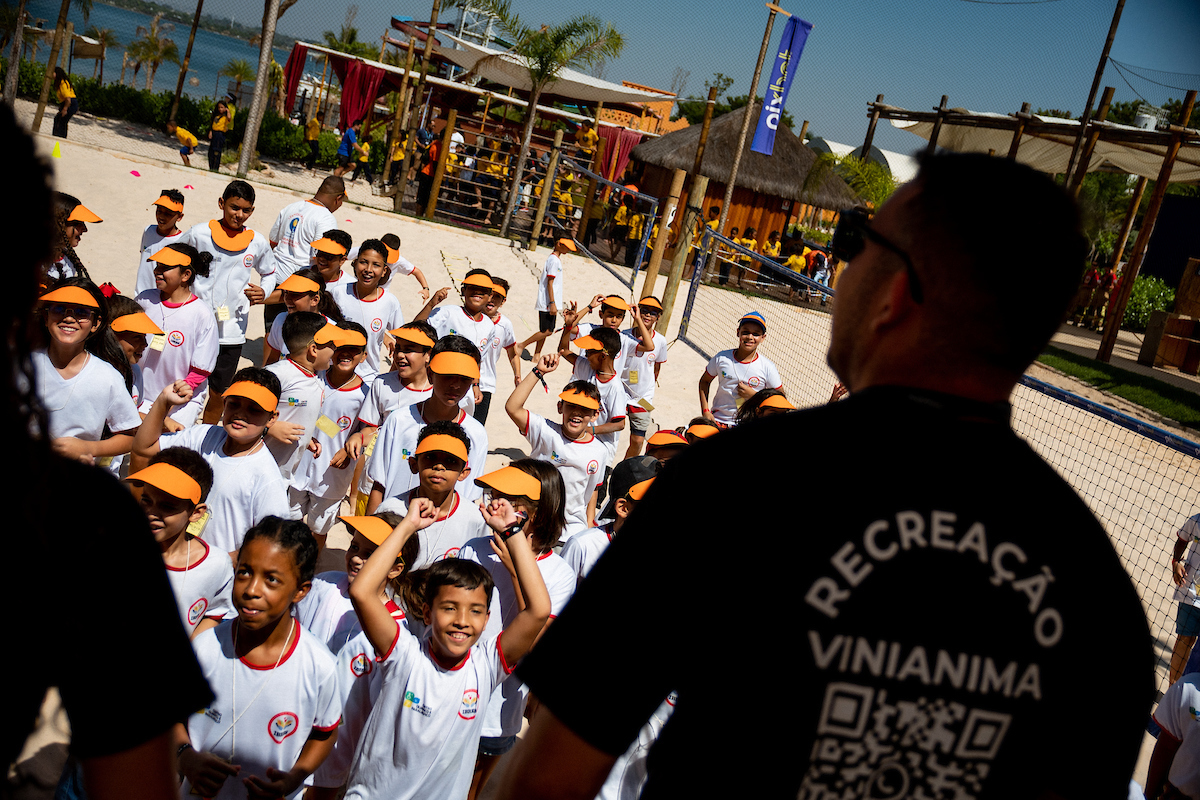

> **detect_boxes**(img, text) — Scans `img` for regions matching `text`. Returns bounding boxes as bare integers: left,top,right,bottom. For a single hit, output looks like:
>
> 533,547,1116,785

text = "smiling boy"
416,269,497,406
698,311,782,428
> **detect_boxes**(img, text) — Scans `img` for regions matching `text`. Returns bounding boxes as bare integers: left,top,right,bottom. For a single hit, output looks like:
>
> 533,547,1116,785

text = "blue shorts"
179,145,192,156
1177,602,1200,636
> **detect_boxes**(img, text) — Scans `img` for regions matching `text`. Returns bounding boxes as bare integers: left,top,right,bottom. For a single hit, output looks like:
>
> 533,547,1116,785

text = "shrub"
1122,274,1175,332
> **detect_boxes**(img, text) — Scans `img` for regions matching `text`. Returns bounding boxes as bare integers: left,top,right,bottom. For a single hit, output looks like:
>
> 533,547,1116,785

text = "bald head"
316,176,345,201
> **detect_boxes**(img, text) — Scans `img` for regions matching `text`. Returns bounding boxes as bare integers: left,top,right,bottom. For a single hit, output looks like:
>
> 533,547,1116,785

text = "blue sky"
188,0,1200,153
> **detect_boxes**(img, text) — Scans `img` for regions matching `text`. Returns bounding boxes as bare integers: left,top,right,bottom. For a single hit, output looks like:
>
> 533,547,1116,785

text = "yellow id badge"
364,434,378,457
315,415,341,437
149,333,167,351
216,305,231,322
735,395,746,409
639,399,655,412
628,369,639,385
95,456,113,467
187,510,210,537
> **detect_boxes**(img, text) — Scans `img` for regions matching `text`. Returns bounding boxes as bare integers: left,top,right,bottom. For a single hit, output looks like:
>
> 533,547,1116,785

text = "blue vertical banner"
751,16,814,155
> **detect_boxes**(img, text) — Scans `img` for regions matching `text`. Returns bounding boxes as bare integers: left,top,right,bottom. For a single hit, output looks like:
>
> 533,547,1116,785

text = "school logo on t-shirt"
288,216,300,234
458,689,480,720
285,396,307,407
371,318,383,333
167,330,185,347
243,254,255,267
350,652,372,678
187,598,208,627
478,337,488,353
268,712,299,743
403,690,433,717
586,460,599,475
337,415,352,429
746,376,765,389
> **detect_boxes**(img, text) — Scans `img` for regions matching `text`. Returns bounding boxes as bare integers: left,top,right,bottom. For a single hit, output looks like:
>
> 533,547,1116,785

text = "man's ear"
870,268,918,335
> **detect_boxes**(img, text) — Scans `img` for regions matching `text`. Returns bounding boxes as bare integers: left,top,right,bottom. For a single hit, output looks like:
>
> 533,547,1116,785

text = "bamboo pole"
1064,0,1125,184
925,95,949,155
398,0,442,214
3,0,26,105
859,94,884,166
424,108,457,219
169,0,205,125
1007,102,1031,160
315,56,328,118
1109,176,1147,271
716,2,785,239
528,129,564,250
383,38,416,186
659,174,708,334
1068,86,1115,196
236,0,281,177
640,168,685,299
32,0,71,134
1097,90,1195,361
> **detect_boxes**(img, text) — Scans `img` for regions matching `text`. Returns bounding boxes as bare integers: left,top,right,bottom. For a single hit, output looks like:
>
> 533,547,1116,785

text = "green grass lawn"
1036,346,1200,433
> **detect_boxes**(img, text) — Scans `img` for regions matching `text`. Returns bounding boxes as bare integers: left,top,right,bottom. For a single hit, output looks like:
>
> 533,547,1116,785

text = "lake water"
25,0,292,101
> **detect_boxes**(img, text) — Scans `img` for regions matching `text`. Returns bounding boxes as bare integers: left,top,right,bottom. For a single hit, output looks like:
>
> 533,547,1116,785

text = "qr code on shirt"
797,682,1011,799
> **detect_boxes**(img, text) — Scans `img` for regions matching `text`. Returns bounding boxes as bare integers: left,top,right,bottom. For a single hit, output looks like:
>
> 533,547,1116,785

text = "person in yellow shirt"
52,68,78,139
575,122,599,165
303,110,324,171
166,121,198,167
625,205,645,270
762,230,781,259
736,227,758,288
207,98,234,172
351,139,374,184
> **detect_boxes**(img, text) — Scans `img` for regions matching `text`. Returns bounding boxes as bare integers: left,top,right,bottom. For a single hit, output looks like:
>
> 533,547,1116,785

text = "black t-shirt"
4,457,213,767
518,387,1155,799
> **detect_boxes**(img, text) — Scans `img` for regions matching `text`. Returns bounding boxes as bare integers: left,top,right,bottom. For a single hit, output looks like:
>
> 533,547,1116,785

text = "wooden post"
236,0,281,178
798,119,809,141
480,93,492,133
382,39,416,185
926,95,949,155
1097,89,1195,361
1008,102,1031,160
640,168,685,299
398,0,442,213
315,56,329,118
659,174,708,334
1109,176,1147,270
1064,0,1125,184
169,0,205,125
692,86,718,178
424,108,456,219
860,94,884,165
3,1,26,105
33,0,71,134
1068,86,1115,196
528,129,564,249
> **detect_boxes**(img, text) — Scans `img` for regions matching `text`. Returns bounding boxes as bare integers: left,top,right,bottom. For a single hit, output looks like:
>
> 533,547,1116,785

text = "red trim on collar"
436,492,461,522
164,537,210,571
428,638,472,671
238,619,300,670
286,358,316,378
161,294,199,309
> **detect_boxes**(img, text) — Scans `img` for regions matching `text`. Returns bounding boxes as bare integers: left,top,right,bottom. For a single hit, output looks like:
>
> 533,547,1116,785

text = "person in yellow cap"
126,448,232,639
505,353,608,539
366,338,488,513
134,366,290,557
135,190,187,294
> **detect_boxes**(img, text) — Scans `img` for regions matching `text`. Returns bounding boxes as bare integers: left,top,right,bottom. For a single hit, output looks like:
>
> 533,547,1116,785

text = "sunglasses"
832,208,924,304
46,303,97,321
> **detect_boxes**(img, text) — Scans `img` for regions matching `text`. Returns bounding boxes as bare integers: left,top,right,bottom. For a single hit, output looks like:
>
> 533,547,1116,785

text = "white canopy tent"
806,136,920,183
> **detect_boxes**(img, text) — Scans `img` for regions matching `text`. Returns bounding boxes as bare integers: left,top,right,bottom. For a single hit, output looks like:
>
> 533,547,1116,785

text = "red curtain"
282,43,307,117
598,126,646,184
328,58,387,131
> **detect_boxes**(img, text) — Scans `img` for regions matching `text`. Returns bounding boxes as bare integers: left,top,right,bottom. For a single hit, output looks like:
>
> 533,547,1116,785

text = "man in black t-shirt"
496,153,1155,800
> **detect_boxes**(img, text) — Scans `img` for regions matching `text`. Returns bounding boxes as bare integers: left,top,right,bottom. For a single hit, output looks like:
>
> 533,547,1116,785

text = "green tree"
478,0,623,237
220,58,255,101
84,25,119,77
321,5,378,59
126,13,177,92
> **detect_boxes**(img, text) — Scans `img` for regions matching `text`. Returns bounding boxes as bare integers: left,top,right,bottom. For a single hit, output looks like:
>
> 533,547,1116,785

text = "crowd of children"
32,171,810,799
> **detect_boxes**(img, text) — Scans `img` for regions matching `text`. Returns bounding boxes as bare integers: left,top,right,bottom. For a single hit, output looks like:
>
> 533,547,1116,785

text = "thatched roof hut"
630,102,860,210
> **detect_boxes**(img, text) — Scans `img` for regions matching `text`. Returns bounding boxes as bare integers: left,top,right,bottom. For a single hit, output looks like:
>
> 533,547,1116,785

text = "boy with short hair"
135,190,185,294
366,337,488,510
289,321,370,548
524,238,573,358
620,296,668,458
557,325,629,467
126,446,233,638
330,238,404,377
264,313,347,480
343,234,431,298
134,367,291,556
264,177,344,324
698,310,782,428
312,231,353,287
561,455,658,584
376,420,486,566
505,354,609,539
182,180,276,424
561,293,652,381
416,269,496,375
477,277,520,424
166,121,198,167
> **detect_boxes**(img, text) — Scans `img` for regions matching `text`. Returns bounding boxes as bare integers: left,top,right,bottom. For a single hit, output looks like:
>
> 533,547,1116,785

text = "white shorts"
287,487,345,536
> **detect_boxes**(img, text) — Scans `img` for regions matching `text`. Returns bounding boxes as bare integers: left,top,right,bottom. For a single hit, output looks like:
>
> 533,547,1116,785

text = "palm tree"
84,25,119,78
477,0,623,237
268,57,285,117
220,58,255,103
126,14,178,93
321,6,378,59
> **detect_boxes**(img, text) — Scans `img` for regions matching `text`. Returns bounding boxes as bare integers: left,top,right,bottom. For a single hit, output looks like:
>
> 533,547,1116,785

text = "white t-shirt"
521,412,606,539
1152,673,1200,797
330,283,404,376
296,571,360,654
1174,514,1200,607
573,322,638,381
358,374,431,428
560,523,613,584
135,291,220,420
265,359,326,481
343,625,511,800
427,306,495,364
135,224,185,295
704,349,783,426
480,314,517,393
185,620,340,800
165,536,234,635
621,328,668,404
33,351,141,440
183,221,276,346
292,371,369,500
536,254,563,312
369,404,488,503
572,360,629,457
597,694,678,800
159,425,291,554
269,199,336,283
459,541,575,737
376,489,487,567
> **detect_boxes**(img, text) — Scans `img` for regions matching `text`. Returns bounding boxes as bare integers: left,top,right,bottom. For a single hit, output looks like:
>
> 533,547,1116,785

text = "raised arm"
414,286,451,322
409,266,431,301
629,302,654,352
134,381,194,458
479,500,550,665
349,499,437,656
556,302,583,362
506,353,558,429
